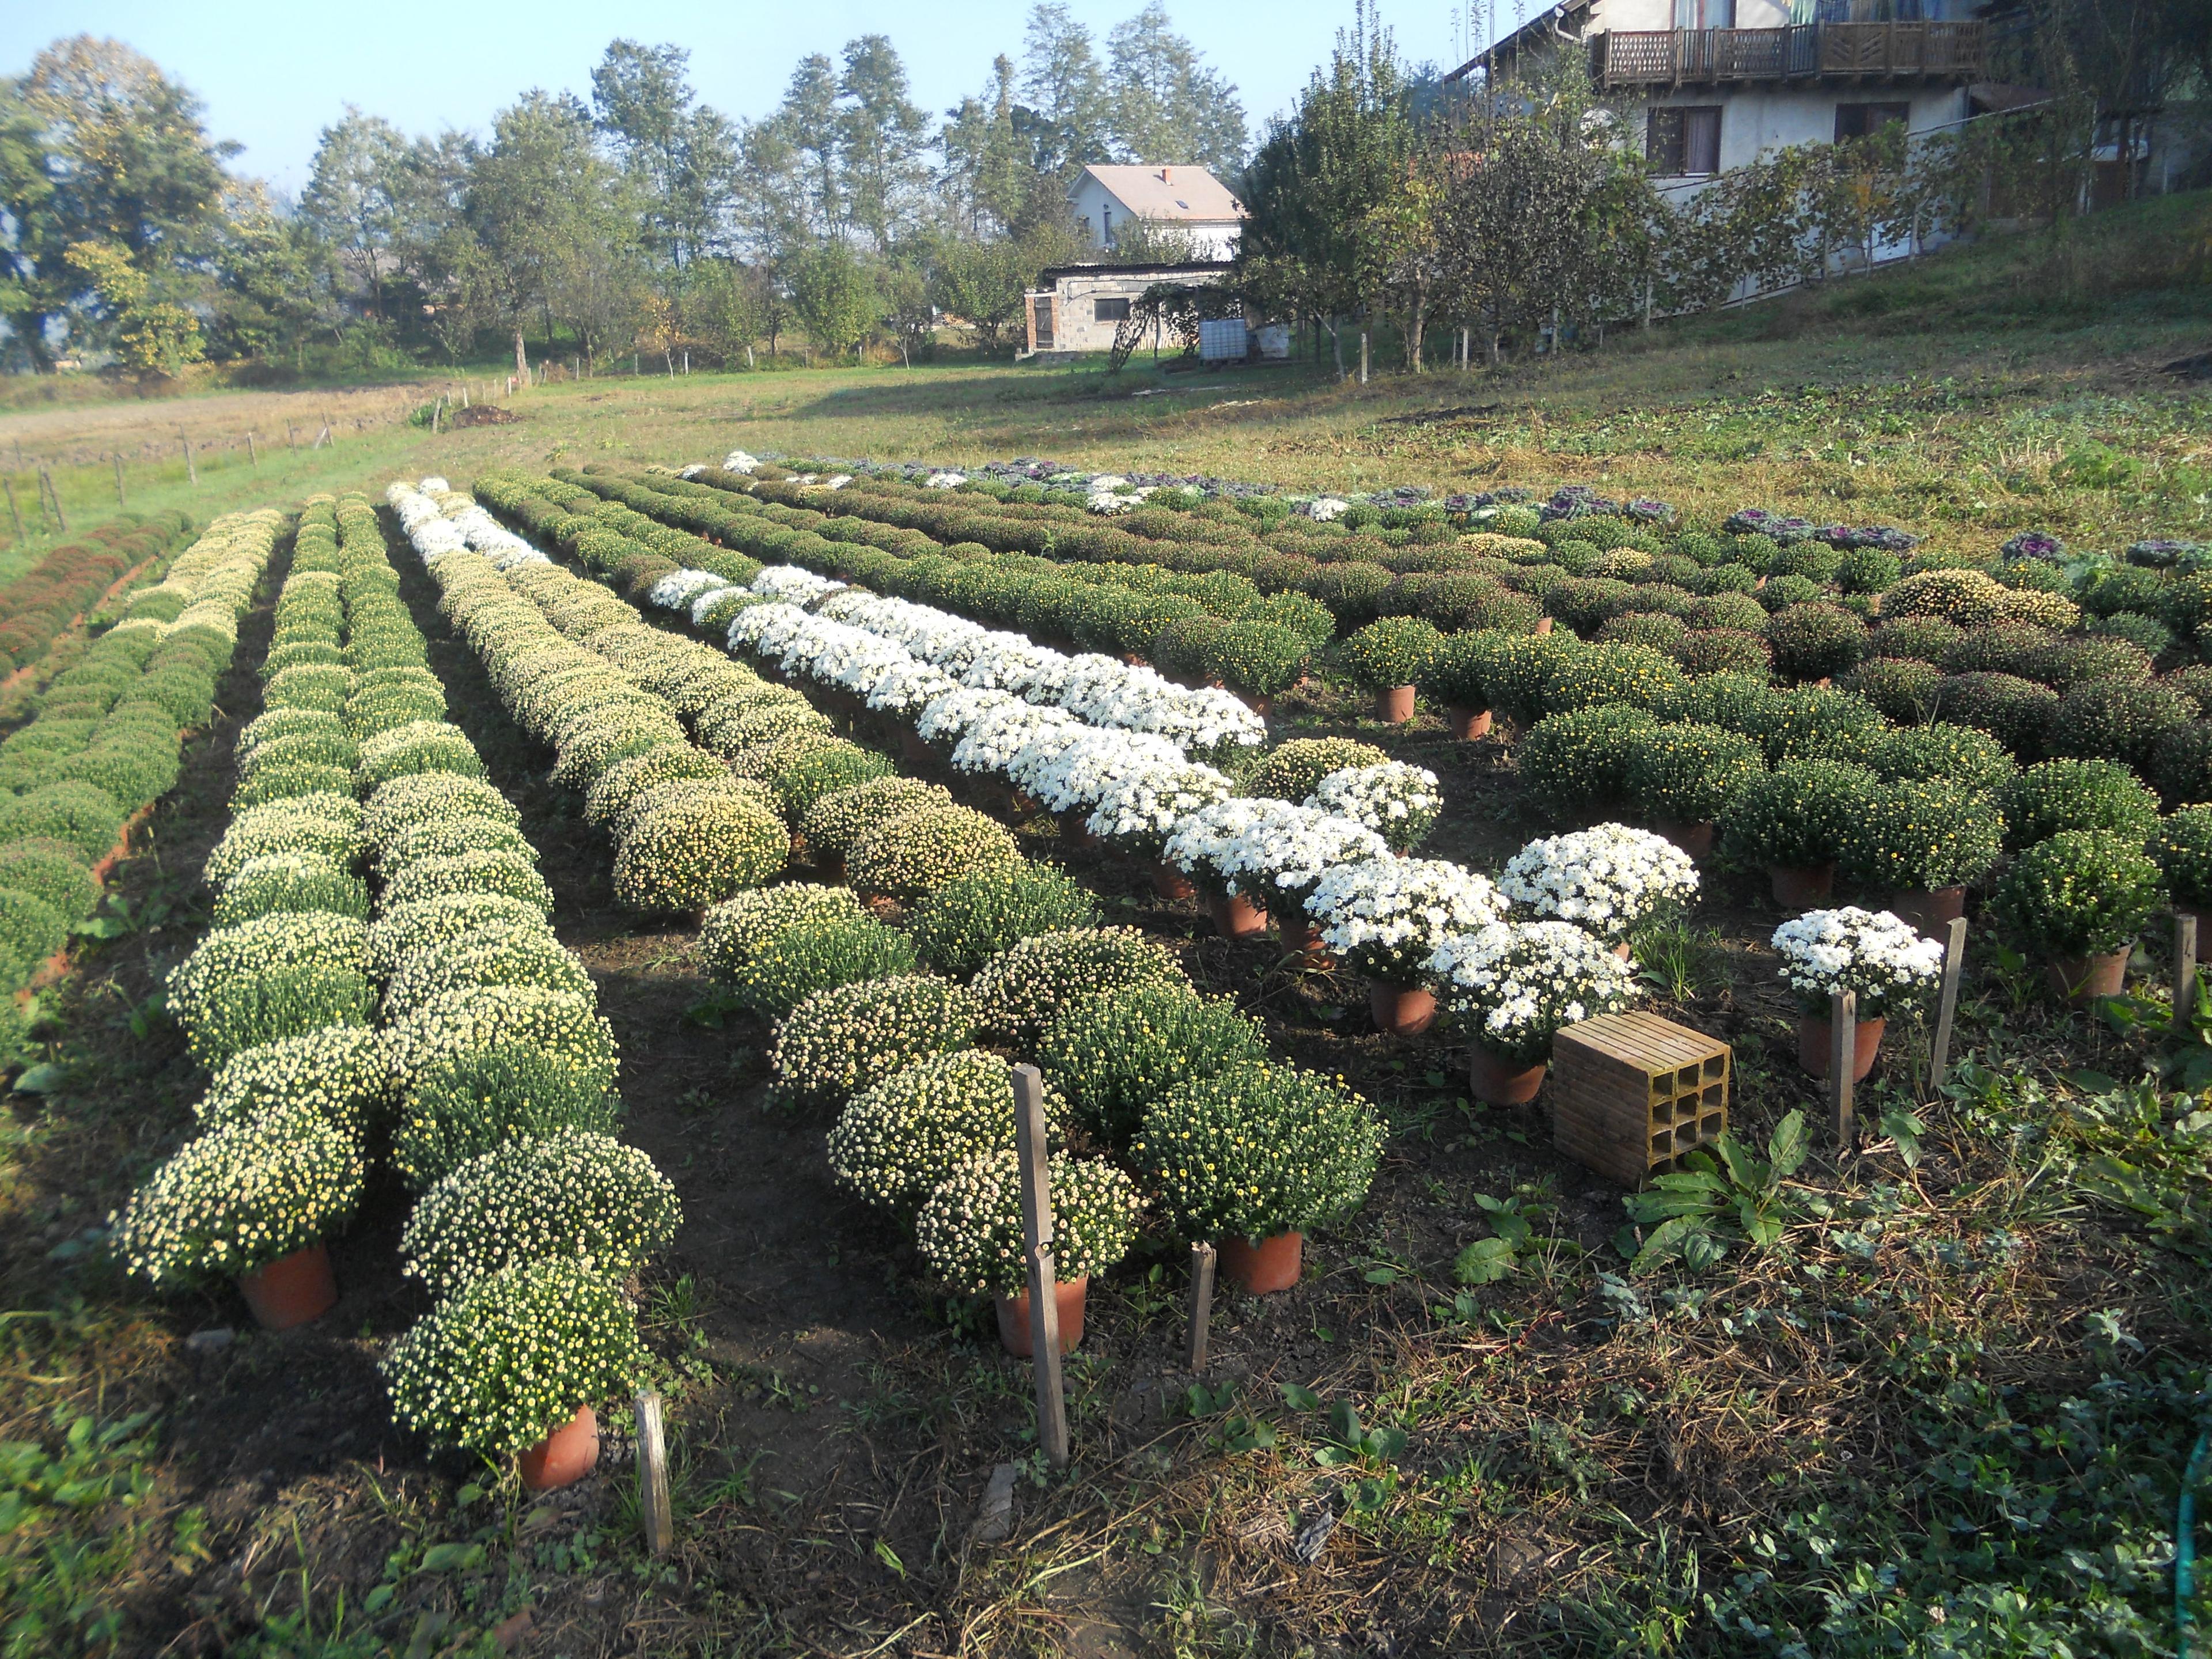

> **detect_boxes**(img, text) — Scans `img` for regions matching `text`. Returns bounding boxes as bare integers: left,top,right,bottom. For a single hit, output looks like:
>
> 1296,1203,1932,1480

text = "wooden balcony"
1592,21,1986,88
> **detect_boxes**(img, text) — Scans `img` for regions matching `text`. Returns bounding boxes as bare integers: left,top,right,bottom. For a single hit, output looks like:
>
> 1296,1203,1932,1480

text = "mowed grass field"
0,192,2208,1659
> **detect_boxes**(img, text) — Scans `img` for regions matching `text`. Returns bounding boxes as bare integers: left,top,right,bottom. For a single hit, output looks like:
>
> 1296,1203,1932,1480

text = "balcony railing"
1592,21,1987,87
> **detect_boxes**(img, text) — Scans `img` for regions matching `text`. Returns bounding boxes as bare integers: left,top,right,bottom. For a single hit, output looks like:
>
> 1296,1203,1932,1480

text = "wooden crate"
1550,1012,1729,1188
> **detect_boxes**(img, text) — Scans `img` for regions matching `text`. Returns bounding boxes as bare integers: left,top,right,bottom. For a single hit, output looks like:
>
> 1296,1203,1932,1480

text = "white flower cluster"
1161,798,1387,902
925,470,967,489
722,449,760,474
1771,906,1944,1017
751,566,845,605
1017,728,1187,815
1426,921,1637,1063
1085,762,1234,849
1499,823,1700,945
1309,497,1351,522
1306,762,1442,852
649,569,726,611
1086,475,1152,515
1306,858,1502,984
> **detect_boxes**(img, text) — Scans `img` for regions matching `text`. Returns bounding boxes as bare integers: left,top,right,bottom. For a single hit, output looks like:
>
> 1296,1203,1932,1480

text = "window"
1094,297,1132,323
1648,106,1722,175
1835,102,1912,141
1672,0,1735,26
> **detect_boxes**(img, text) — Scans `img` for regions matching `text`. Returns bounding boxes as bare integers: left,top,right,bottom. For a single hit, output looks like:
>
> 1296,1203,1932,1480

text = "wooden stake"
246,431,258,467
1828,988,1856,1153
181,438,196,485
39,468,66,532
1010,1063,1069,1469
286,425,297,451
634,1389,673,1556
1187,1242,1215,1373
112,453,126,506
1926,917,1967,1093
313,426,330,450
2177,911,2199,1026
2,476,22,540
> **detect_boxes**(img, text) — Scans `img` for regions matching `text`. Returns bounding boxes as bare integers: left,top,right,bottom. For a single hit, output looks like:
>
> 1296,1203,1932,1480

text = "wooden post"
634,1389,673,1556
2177,911,2199,1025
39,468,66,532
313,426,330,450
1926,917,1967,1093
1010,1063,1069,1469
1828,988,1856,1153
1187,1242,1215,1373
246,431,258,467
2,476,21,540
286,425,297,451
112,454,126,506
181,438,196,485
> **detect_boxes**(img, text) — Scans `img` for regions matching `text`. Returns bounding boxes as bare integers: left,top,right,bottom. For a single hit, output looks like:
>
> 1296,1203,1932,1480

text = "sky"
1,0,1510,200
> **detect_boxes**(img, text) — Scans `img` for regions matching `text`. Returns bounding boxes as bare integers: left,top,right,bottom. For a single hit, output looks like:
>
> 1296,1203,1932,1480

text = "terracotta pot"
518,1406,600,1492
1469,1046,1547,1107
1369,981,1437,1037
1768,862,1836,910
1279,913,1328,960
236,1242,337,1332
1218,1232,1303,1295
994,1277,1090,1357
1653,818,1715,860
2046,950,2130,1004
1535,616,1555,635
1374,684,1416,724
1883,885,1965,940
1241,694,1274,718
1209,891,1270,938
1797,1014,1887,1082
1445,704,1493,742
1122,653,1149,668
897,728,935,769
1149,859,1196,902
1612,941,1633,961
1057,809,1098,849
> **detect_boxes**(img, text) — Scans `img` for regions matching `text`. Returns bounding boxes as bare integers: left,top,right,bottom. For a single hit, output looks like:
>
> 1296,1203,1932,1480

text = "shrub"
1339,615,1444,691
798,777,953,862
2002,760,2160,850
2155,807,2212,908
241,728,359,778
383,850,557,915
365,891,551,980
206,805,362,889
724,912,916,1018
1414,576,1541,635
0,887,66,983
1134,1060,1382,1243
196,1025,391,1139
1518,705,1659,820
376,815,536,874
1596,612,1688,652
0,840,97,921
1721,759,1878,869
1772,907,1944,1016
699,884,866,982
362,772,518,846
847,803,1016,903
1305,762,1441,852
115,1104,365,1287
400,1130,679,1301
1244,738,1388,802
2152,723,2212,807
2032,634,2154,695
614,792,787,912
2047,680,2192,771
1419,631,1510,711
381,1257,646,1456
1210,621,1312,698
1941,622,2053,679
1866,723,2019,793
382,927,594,1019
1623,724,1767,824
392,1042,621,1193
970,926,1188,1047
1738,684,1889,766
1684,590,1770,632
1993,830,2162,958
1673,628,1773,678
1870,615,1964,664
771,975,976,1106
1766,603,1869,682
827,1047,1067,1217
916,1151,1140,1297
165,912,374,1065
233,761,357,808
0,782,123,862
907,862,1103,978
1537,642,1685,716
1842,781,2005,892
1835,547,1902,594
210,853,371,927
581,745,729,828
1037,983,1266,1147
1885,568,2016,628
386,986,619,1100
1937,672,2061,757
1840,657,1940,725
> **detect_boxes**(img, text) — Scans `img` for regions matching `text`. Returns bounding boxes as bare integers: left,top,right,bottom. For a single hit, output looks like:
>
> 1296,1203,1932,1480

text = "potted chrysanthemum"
1771,907,1945,1080
1993,829,2164,1003
915,1150,1141,1355
1498,824,1699,958
1426,921,1638,1105
1208,802,1390,947
1304,762,1443,855
1086,762,1235,900
1304,857,1502,1036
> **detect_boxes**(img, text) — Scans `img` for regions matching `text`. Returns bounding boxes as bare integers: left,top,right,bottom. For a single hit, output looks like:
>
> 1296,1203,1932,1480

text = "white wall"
1066,175,1241,260
1638,84,1971,178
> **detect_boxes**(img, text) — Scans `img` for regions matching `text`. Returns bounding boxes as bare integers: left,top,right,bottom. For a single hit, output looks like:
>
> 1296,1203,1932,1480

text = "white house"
1453,0,1989,199
1067,165,1249,261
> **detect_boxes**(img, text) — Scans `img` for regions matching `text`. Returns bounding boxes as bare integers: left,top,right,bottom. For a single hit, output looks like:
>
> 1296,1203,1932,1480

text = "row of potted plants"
0,507,195,682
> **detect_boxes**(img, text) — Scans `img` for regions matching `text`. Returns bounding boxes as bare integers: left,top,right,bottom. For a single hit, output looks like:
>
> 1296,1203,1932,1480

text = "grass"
0,191,2207,1657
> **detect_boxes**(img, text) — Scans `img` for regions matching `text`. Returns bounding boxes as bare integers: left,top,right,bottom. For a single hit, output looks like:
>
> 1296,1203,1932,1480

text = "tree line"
0,8,1247,377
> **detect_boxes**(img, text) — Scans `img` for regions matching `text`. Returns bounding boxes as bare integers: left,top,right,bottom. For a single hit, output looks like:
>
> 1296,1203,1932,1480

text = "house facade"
1067,165,1249,261
1020,261,1234,358
1457,0,1989,206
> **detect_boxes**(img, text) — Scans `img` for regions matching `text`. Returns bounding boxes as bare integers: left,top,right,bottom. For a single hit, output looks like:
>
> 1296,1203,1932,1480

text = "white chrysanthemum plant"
925,469,967,489
1162,797,1287,901
1771,907,1945,1020
751,565,846,607
1305,858,1503,987
1308,497,1351,522
1215,804,1391,912
953,701,1079,778
1017,729,1186,816
649,569,726,612
1306,763,1443,854
722,449,760,474
1426,920,1638,1065
917,686,1021,745
1499,823,1700,947
1087,762,1236,854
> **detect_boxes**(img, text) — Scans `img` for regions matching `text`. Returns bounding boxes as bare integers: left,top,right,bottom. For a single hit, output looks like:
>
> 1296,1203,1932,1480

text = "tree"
1021,3,1113,183
836,37,931,251
787,238,876,361
590,40,737,275
300,108,408,319
770,55,844,242
876,248,936,365
63,238,202,374
209,184,335,366
1105,4,1248,172
941,56,1033,237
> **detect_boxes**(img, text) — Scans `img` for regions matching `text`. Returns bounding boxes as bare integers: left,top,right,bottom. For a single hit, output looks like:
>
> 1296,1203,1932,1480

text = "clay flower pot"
1535,616,1555,635
1278,913,1328,960
1149,859,1196,902
897,728,935,770
1218,1232,1303,1295
1469,1046,1547,1107
1611,941,1633,962
1653,819,1715,860
1445,704,1493,742
1369,980,1438,1037
1797,1014,1887,1082
236,1242,338,1332
1056,809,1098,850
1374,684,1416,724
2046,950,2130,1004
1883,885,1965,940
1241,694,1274,718
994,1277,1090,1357
1768,862,1837,910
518,1406,600,1492
1208,891,1270,938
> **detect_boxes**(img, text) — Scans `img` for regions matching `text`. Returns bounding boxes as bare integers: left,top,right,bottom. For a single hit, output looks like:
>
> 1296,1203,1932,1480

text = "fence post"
1926,917,1967,1093
1187,1242,1215,1373
112,454,125,507
2,477,21,541
634,1389,673,1556
39,468,65,532
181,439,196,486
2177,911,2199,1027
246,432,258,467
1828,988,1856,1153
1010,1063,1069,1469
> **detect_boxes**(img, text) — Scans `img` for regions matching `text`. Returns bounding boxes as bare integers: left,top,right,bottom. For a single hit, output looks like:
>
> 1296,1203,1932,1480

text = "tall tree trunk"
513,328,528,380
1406,297,1426,374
